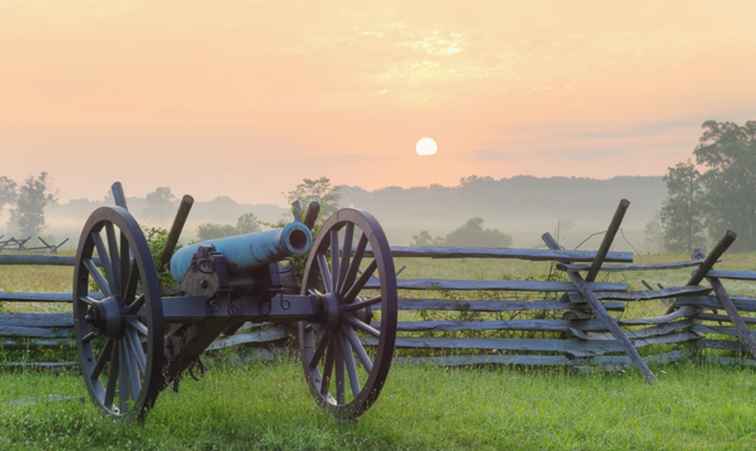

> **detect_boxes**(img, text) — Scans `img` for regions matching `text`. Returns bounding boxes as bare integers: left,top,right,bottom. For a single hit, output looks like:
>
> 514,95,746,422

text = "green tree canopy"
0,176,17,212
443,217,512,247
694,120,756,249
287,177,340,224
235,212,261,234
8,172,56,237
659,161,705,253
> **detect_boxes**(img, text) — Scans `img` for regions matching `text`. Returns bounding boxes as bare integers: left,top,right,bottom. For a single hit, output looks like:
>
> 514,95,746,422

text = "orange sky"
2,1,756,204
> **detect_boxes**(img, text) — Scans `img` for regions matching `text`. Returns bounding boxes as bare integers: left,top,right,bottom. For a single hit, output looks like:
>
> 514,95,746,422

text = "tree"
411,230,444,247
694,120,756,249
287,177,340,223
8,172,56,237
144,187,177,221
443,217,512,247
235,212,261,234
0,176,17,212
659,161,705,253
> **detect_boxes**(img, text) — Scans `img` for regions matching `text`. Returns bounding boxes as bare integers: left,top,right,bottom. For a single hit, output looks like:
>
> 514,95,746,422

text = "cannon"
73,182,397,421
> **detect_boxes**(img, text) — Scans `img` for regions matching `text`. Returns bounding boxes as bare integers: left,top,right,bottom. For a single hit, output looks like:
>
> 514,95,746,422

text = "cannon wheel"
299,208,398,419
73,206,164,421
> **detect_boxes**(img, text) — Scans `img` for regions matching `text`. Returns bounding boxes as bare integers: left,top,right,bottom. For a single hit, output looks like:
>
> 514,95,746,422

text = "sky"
2,1,756,205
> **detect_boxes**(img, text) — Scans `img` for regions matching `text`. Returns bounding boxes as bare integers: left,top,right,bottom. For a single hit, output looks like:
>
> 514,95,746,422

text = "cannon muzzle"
170,222,313,283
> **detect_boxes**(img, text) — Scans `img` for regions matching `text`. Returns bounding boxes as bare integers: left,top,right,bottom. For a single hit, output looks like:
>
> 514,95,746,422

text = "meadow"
0,251,754,450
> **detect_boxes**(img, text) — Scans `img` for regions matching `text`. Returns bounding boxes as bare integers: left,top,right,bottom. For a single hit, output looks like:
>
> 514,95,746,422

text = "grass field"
1,360,754,450
1,251,755,450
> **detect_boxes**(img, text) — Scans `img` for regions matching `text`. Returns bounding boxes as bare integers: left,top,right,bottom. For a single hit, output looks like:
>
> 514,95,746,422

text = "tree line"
0,172,56,237
655,120,756,253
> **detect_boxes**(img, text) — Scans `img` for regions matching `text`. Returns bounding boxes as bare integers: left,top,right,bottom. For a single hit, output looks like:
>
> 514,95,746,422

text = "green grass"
1,253,755,450
1,359,754,450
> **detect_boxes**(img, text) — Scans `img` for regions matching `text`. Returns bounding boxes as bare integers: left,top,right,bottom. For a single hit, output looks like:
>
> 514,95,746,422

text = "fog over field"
14,175,665,252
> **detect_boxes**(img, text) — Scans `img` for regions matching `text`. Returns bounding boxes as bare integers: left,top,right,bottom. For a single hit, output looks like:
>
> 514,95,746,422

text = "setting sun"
416,137,438,156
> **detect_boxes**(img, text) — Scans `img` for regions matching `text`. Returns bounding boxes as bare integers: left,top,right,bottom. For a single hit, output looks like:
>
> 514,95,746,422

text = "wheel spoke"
337,223,354,294
317,254,334,293
104,341,119,408
343,260,378,304
123,260,139,305
119,231,130,298
122,337,141,400
330,230,340,293
128,318,149,336
105,223,122,296
126,295,145,315
118,341,130,410
91,232,115,290
127,329,146,375
82,331,98,343
91,339,114,381
342,295,382,312
79,295,101,307
340,233,368,297
309,331,329,369
344,326,373,372
341,332,361,397
320,335,335,395
84,259,112,297
334,333,345,405
346,315,380,338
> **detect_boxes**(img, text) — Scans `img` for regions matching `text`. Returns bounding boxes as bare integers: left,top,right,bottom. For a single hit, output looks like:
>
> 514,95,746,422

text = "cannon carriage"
73,182,397,421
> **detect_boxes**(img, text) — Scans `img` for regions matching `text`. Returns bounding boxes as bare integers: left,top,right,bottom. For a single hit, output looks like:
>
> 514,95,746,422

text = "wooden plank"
677,295,756,312
379,246,633,262
587,350,686,368
631,331,701,347
693,324,755,339
365,278,627,292
0,255,76,266
206,326,288,351
396,354,571,367
0,313,73,328
700,339,748,352
0,338,74,348
559,259,704,272
617,307,698,325
368,336,627,357
697,313,756,324
594,286,710,301
394,319,573,332
374,298,625,312
707,277,756,358
570,320,694,341
706,269,756,281
0,325,72,338
0,362,78,370
688,231,737,286
0,291,73,303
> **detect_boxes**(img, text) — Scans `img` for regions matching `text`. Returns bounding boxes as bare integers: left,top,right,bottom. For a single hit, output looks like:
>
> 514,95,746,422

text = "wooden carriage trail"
1,200,755,382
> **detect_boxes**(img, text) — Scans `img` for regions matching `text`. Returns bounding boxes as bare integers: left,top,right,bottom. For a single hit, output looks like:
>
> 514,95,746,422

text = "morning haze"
1,2,754,248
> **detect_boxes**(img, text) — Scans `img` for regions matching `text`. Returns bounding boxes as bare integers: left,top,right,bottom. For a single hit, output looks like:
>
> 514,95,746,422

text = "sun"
416,137,438,156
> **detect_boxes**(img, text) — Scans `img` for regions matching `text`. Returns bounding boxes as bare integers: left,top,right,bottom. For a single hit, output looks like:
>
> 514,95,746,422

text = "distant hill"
337,176,666,248
38,175,666,250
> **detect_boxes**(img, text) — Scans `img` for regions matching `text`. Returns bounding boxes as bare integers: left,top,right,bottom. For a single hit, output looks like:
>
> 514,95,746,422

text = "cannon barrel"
170,222,313,283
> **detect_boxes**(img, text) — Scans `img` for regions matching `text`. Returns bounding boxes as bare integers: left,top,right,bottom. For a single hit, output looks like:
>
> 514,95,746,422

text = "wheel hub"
85,296,124,338
323,292,342,328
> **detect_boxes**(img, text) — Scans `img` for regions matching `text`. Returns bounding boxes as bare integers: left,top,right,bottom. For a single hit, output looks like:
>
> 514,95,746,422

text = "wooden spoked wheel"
299,208,398,419
73,206,164,421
